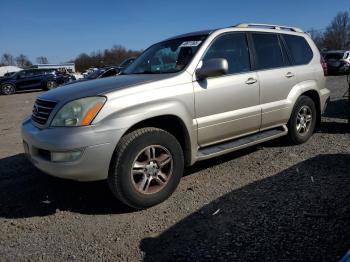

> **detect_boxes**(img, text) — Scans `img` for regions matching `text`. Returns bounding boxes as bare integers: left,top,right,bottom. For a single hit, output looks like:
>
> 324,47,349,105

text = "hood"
39,74,173,102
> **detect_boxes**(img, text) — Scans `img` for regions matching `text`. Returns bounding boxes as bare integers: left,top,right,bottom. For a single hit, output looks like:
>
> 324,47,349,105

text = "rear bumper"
320,88,331,113
21,118,125,181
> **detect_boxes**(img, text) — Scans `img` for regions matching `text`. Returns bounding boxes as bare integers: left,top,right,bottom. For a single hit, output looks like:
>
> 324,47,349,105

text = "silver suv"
22,23,330,209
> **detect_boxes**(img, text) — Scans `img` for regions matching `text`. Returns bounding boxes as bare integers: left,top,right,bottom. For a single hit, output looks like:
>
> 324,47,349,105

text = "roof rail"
235,23,304,33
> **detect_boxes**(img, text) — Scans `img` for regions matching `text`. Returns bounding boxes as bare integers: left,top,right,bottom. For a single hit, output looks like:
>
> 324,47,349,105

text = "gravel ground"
0,77,349,262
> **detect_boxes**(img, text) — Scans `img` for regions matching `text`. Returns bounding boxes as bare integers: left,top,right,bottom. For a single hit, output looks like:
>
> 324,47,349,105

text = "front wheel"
288,96,317,144
1,83,16,95
108,127,184,209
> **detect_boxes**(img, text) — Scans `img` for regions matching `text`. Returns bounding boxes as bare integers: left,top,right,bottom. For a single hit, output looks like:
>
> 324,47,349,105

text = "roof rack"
235,23,304,33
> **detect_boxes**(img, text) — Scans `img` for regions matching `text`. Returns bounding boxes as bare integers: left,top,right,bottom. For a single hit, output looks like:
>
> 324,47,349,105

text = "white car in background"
0,66,22,77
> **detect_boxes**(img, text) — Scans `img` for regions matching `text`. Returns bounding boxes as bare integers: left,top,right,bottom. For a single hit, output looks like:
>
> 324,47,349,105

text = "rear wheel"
288,96,317,144
1,83,16,95
108,127,184,209
45,80,57,90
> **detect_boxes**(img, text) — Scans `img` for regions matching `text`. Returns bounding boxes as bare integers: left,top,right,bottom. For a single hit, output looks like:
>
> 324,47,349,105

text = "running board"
196,125,288,161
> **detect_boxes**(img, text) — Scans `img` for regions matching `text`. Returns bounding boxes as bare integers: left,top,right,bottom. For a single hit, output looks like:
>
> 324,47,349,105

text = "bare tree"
308,28,324,50
323,11,350,50
36,56,49,64
73,45,141,72
16,54,32,68
1,53,16,66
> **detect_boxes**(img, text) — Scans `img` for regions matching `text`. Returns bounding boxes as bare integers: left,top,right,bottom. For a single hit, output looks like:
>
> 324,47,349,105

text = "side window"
33,70,43,76
102,69,117,78
203,33,251,74
283,34,313,65
252,33,285,70
25,70,35,77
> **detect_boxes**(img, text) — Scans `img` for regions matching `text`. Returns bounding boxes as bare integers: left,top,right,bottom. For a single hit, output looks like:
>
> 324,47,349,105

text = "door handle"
285,72,295,78
245,78,257,85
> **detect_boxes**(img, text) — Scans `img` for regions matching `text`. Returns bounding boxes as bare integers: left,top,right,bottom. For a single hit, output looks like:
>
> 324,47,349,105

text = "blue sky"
0,0,349,63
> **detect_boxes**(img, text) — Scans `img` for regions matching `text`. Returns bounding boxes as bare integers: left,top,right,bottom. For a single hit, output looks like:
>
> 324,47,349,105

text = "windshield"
124,35,208,74
86,69,105,79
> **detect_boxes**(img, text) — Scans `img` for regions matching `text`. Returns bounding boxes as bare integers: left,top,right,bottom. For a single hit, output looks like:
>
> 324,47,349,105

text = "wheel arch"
121,115,193,166
287,81,322,127
299,89,321,127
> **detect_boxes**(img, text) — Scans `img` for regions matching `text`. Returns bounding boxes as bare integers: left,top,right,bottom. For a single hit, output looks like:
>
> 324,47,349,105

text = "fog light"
51,150,82,162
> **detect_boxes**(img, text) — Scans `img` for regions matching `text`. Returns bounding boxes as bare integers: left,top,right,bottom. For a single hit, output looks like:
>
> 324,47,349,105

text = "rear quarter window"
283,35,313,65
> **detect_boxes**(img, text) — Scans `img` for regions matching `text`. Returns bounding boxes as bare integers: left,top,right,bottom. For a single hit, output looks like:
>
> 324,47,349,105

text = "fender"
287,80,321,107
94,86,198,164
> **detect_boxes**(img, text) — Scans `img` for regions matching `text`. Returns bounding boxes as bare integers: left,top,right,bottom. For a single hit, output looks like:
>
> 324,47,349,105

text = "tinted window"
203,33,250,74
24,70,35,77
33,70,44,76
252,33,285,70
325,52,344,60
102,68,117,77
283,35,313,65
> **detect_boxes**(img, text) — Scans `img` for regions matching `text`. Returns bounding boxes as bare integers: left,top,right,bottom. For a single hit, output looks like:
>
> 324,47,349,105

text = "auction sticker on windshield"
179,41,202,47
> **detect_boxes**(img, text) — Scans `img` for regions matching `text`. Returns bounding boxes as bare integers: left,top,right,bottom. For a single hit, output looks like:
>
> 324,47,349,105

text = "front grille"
31,99,57,125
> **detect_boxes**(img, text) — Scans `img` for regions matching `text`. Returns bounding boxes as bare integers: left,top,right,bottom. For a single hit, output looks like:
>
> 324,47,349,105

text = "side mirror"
196,58,228,80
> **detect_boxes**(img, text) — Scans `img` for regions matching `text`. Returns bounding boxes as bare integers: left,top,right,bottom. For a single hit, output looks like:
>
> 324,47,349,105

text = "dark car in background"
65,66,120,86
117,57,136,72
0,69,69,95
324,51,350,74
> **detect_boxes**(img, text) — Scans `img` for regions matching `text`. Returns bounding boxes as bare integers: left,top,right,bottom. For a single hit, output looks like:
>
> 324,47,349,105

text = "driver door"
193,32,261,147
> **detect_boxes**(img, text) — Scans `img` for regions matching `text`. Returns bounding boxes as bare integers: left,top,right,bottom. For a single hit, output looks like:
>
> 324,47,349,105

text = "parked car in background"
117,57,136,73
0,69,69,95
324,50,350,74
22,23,330,209
82,68,98,77
64,66,120,86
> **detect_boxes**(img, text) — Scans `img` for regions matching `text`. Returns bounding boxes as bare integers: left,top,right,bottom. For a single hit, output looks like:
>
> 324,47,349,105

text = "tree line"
1,11,349,71
0,54,50,67
0,45,141,72
309,11,350,50
73,45,141,72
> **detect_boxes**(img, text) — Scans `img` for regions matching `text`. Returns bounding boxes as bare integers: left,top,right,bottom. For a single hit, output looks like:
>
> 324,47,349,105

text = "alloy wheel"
131,145,173,195
296,105,312,135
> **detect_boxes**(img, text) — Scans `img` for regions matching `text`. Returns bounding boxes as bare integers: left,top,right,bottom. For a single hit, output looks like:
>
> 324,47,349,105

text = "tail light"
320,56,328,76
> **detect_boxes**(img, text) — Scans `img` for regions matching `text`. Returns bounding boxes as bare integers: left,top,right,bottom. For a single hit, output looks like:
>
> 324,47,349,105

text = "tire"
45,80,57,90
288,96,317,144
108,127,184,209
1,83,16,95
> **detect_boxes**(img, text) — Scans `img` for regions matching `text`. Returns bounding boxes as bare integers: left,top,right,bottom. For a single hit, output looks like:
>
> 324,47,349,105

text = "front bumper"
21,118,125,181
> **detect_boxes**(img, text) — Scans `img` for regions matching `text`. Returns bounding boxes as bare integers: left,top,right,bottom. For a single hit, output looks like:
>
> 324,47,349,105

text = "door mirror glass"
196,58,228,80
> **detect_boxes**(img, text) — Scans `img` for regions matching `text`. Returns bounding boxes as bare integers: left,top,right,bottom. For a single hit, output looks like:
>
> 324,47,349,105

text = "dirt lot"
0,77,349,261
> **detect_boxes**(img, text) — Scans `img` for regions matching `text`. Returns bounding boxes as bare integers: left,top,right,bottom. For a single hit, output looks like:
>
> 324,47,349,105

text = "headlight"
51,96,106,127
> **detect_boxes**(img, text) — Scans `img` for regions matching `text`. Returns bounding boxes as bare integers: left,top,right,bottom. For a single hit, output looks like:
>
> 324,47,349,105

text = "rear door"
250,32,297,129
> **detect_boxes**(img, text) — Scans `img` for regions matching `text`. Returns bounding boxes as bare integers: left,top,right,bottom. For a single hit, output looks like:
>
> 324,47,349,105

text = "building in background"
30,63,76,73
